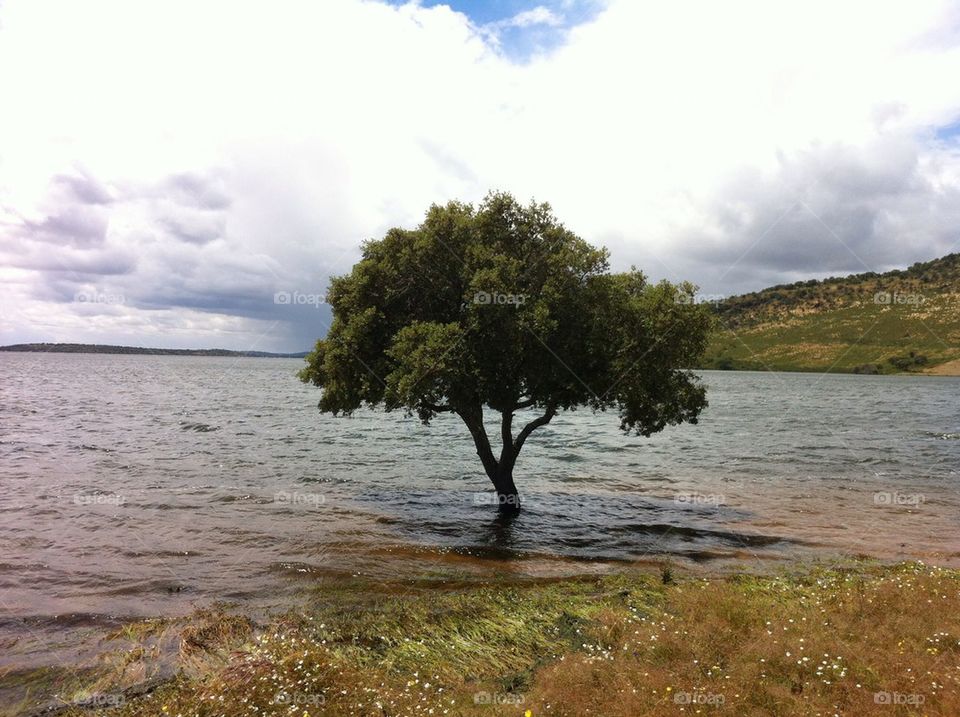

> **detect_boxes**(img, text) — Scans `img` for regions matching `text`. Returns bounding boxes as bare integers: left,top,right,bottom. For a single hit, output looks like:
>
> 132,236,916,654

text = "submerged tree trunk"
489,463,521,513
457,400,557,514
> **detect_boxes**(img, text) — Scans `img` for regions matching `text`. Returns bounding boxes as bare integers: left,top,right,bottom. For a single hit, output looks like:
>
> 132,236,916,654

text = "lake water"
1,353,959,667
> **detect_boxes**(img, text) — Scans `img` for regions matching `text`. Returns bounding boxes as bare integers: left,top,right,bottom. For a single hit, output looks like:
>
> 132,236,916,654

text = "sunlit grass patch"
528,562,960,716
50,562,960,716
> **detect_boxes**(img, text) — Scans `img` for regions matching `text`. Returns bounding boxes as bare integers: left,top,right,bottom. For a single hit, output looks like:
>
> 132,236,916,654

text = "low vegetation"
14,562,960,716
701,253,960,374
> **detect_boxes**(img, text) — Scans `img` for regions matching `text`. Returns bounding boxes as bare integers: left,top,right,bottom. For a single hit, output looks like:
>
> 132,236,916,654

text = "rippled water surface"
1,353,959,665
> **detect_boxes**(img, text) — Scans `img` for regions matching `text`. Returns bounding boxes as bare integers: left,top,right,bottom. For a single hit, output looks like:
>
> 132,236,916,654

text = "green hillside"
700,253,960,374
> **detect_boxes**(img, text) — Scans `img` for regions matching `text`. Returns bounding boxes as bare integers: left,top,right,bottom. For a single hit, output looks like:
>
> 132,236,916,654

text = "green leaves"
301,190,712,452
385,321,465,421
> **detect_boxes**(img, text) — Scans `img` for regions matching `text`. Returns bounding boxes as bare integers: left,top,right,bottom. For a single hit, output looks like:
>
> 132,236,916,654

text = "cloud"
165,172,232,210
17,246,136,276
478,1,589,57
160,209,225,245
24,205,110,247
501,6,563,28
663,136,960,293
0,0,959,351
50,170,113,205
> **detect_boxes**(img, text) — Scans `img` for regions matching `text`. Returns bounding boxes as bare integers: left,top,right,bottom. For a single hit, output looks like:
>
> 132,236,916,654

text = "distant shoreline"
0,343,308,358
3,344,957,374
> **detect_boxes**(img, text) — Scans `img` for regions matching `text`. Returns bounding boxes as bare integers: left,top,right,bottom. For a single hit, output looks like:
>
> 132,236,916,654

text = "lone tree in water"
300,192,712,511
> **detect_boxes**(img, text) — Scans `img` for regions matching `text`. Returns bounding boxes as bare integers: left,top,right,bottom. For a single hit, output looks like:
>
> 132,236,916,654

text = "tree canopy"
300,192,713,509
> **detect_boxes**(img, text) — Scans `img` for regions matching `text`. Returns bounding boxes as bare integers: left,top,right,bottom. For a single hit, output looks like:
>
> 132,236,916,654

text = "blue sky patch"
388,0,603,60
935,118,960,142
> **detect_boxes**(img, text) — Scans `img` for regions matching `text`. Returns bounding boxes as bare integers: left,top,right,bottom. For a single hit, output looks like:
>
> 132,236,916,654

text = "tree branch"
499,410,514,465
513,403,557,454
456,404,498,479
514,398,536,410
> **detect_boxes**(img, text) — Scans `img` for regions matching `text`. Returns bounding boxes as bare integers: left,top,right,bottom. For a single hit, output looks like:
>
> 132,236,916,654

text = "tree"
299,192,713,512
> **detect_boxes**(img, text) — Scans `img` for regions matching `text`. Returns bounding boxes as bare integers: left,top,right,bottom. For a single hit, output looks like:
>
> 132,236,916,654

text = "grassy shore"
10,561,960,716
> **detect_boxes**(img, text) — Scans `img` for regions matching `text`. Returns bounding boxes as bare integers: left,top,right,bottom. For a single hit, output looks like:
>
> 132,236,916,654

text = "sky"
1,0,960,352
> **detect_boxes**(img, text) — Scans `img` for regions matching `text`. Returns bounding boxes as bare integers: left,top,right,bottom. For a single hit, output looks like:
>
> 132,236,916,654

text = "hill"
0,343,308,358
700,253,960,374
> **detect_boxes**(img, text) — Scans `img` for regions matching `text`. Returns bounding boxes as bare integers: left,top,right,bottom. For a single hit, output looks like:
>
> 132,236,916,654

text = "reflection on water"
1,353,959,665
481,509,521,550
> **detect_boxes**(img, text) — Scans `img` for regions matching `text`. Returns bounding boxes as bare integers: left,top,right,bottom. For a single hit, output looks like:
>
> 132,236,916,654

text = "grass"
700,253,960,374
21,561,960,716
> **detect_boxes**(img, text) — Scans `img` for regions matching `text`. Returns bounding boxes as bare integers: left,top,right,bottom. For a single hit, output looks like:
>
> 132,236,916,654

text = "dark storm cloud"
132,262,334,350
26,279,74,304
136,246,285,316
667,137,960,296
136,278,277,317
14,246,137,276
29,276,126,305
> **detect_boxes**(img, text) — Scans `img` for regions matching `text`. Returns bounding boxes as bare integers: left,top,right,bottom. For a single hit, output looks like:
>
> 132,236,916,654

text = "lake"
1,353,958,667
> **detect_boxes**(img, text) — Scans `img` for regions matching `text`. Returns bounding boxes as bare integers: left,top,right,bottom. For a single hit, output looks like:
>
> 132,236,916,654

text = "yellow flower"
525,711,533,717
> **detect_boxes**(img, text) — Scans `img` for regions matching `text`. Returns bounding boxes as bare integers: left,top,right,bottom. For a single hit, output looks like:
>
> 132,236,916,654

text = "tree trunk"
457,401,557,515
490,464,521,513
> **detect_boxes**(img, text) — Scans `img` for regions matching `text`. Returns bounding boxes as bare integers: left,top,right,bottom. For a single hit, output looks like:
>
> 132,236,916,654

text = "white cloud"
0,0,959,350
502,6,563,28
